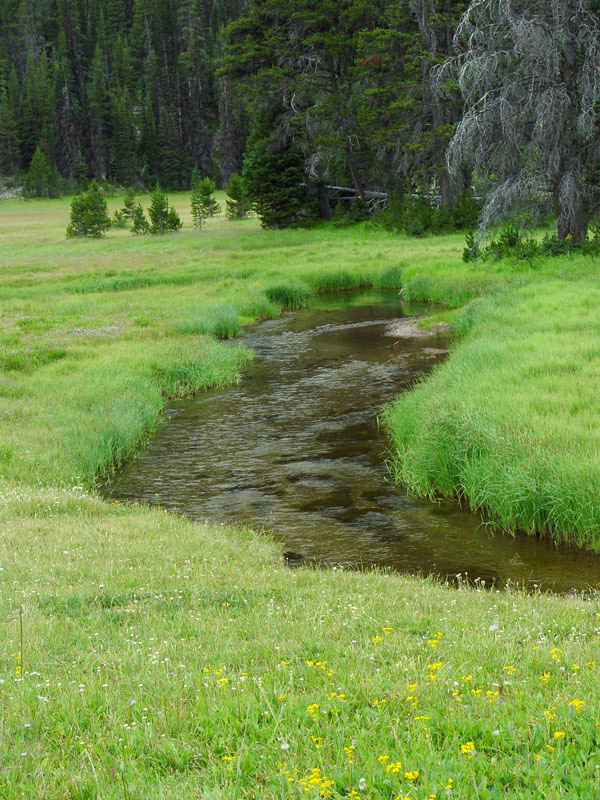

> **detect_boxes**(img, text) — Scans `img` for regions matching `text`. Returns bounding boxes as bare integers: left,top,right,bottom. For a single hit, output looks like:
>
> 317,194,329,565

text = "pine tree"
242,109,316,229
148,183,182,234
131,203,150,234
0,86,19,176
192,174,220,218
148,183,170,234
225,172,248,220
190,181,205,228
167,205,183,231
66,180,111,237
122,187,136,219
110,90,137,185
23,146,61,198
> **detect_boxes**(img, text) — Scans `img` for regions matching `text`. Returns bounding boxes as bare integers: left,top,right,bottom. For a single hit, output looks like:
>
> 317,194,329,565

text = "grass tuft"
176,304,240,339
265,280,312,309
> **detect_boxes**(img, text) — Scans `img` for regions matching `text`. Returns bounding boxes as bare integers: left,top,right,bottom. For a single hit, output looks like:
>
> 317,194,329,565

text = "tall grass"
175,303,240,339
384,276,600,549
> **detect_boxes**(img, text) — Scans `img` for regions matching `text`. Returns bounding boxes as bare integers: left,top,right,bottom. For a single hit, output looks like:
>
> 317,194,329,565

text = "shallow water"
105,292,600,593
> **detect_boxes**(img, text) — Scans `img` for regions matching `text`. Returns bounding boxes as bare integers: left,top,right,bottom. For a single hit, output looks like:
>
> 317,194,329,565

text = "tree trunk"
345,146,366,200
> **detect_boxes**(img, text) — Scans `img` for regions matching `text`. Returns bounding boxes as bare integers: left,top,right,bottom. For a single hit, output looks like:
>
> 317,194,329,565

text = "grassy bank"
385,262,600,550
1,195,600,797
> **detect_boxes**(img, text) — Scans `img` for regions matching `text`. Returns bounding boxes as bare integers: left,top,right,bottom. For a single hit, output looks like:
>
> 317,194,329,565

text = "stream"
104,291,600,593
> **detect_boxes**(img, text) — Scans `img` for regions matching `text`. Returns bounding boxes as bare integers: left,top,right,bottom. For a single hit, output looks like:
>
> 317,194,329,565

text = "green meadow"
1,194,600,798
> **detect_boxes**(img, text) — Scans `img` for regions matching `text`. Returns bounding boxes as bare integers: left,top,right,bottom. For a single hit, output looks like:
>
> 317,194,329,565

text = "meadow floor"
1,194,599,798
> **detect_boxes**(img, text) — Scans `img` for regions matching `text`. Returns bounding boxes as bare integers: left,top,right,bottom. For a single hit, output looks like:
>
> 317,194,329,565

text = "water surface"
105,293,600,593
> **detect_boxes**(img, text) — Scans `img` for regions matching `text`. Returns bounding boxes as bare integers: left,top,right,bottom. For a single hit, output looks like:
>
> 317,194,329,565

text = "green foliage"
242,111,317,229
375,192,481,237
148,185,182,235
463,225,600,263
66,180,111,238
122,188,136,220
225,172,250,220
191,175,220,227
131,203,150,235
112,210,129,228
167,206,183,232
463,231,480,262
23,146,61,199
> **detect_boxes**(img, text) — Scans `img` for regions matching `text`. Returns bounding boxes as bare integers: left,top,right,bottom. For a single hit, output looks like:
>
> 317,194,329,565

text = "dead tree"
441,0,600,242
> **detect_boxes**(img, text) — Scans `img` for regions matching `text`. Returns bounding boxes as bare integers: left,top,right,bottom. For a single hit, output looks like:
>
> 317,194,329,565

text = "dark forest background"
0,1,468,200
3,1,600,242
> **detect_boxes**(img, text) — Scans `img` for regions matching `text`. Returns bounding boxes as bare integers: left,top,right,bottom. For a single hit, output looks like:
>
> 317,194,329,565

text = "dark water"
105,292,600,593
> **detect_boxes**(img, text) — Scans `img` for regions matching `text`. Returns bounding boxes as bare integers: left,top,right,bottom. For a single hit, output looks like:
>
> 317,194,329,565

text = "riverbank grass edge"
1,195,600,797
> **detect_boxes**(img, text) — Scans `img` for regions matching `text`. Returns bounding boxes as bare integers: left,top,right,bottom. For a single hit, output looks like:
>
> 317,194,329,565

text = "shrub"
225,173,249,220
66,180,111,238
463,231,480,262
374,191,481,237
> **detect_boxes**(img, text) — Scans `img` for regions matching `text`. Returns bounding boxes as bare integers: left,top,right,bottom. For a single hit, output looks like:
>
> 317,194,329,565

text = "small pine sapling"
191,172,220,224
167,206,182,231
66,180,111,238
225,173,249,220
131,203,150,234
148,184,182,235
148,184,170,234
122,187,136,220
191,182,205,228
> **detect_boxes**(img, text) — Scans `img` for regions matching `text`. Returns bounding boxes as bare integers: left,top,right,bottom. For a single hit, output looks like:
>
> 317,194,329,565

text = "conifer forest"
3,1,600,240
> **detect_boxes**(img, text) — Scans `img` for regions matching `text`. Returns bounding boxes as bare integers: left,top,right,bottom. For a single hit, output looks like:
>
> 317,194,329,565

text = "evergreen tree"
0,85,20,176
23,146,61,198
148,183,182,234
192,173,220,218
110,91,137,185
242,110,316,228
190,181,205,227
66,179,111,237
122,187,136,219
131,203,150,234
225,172,248,220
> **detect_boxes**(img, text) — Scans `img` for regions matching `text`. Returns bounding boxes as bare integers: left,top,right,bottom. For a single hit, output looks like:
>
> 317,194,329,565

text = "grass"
385,269,600,550
1,194,600,797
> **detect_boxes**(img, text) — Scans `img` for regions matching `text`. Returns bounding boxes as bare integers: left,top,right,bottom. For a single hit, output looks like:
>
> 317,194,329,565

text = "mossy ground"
1,195,599,798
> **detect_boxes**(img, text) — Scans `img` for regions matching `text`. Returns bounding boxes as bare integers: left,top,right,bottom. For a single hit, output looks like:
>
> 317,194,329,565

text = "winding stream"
105,292,600,593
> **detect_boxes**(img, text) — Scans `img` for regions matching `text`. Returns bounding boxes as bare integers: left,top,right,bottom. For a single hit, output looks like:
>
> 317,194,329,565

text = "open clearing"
1,196,599,798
